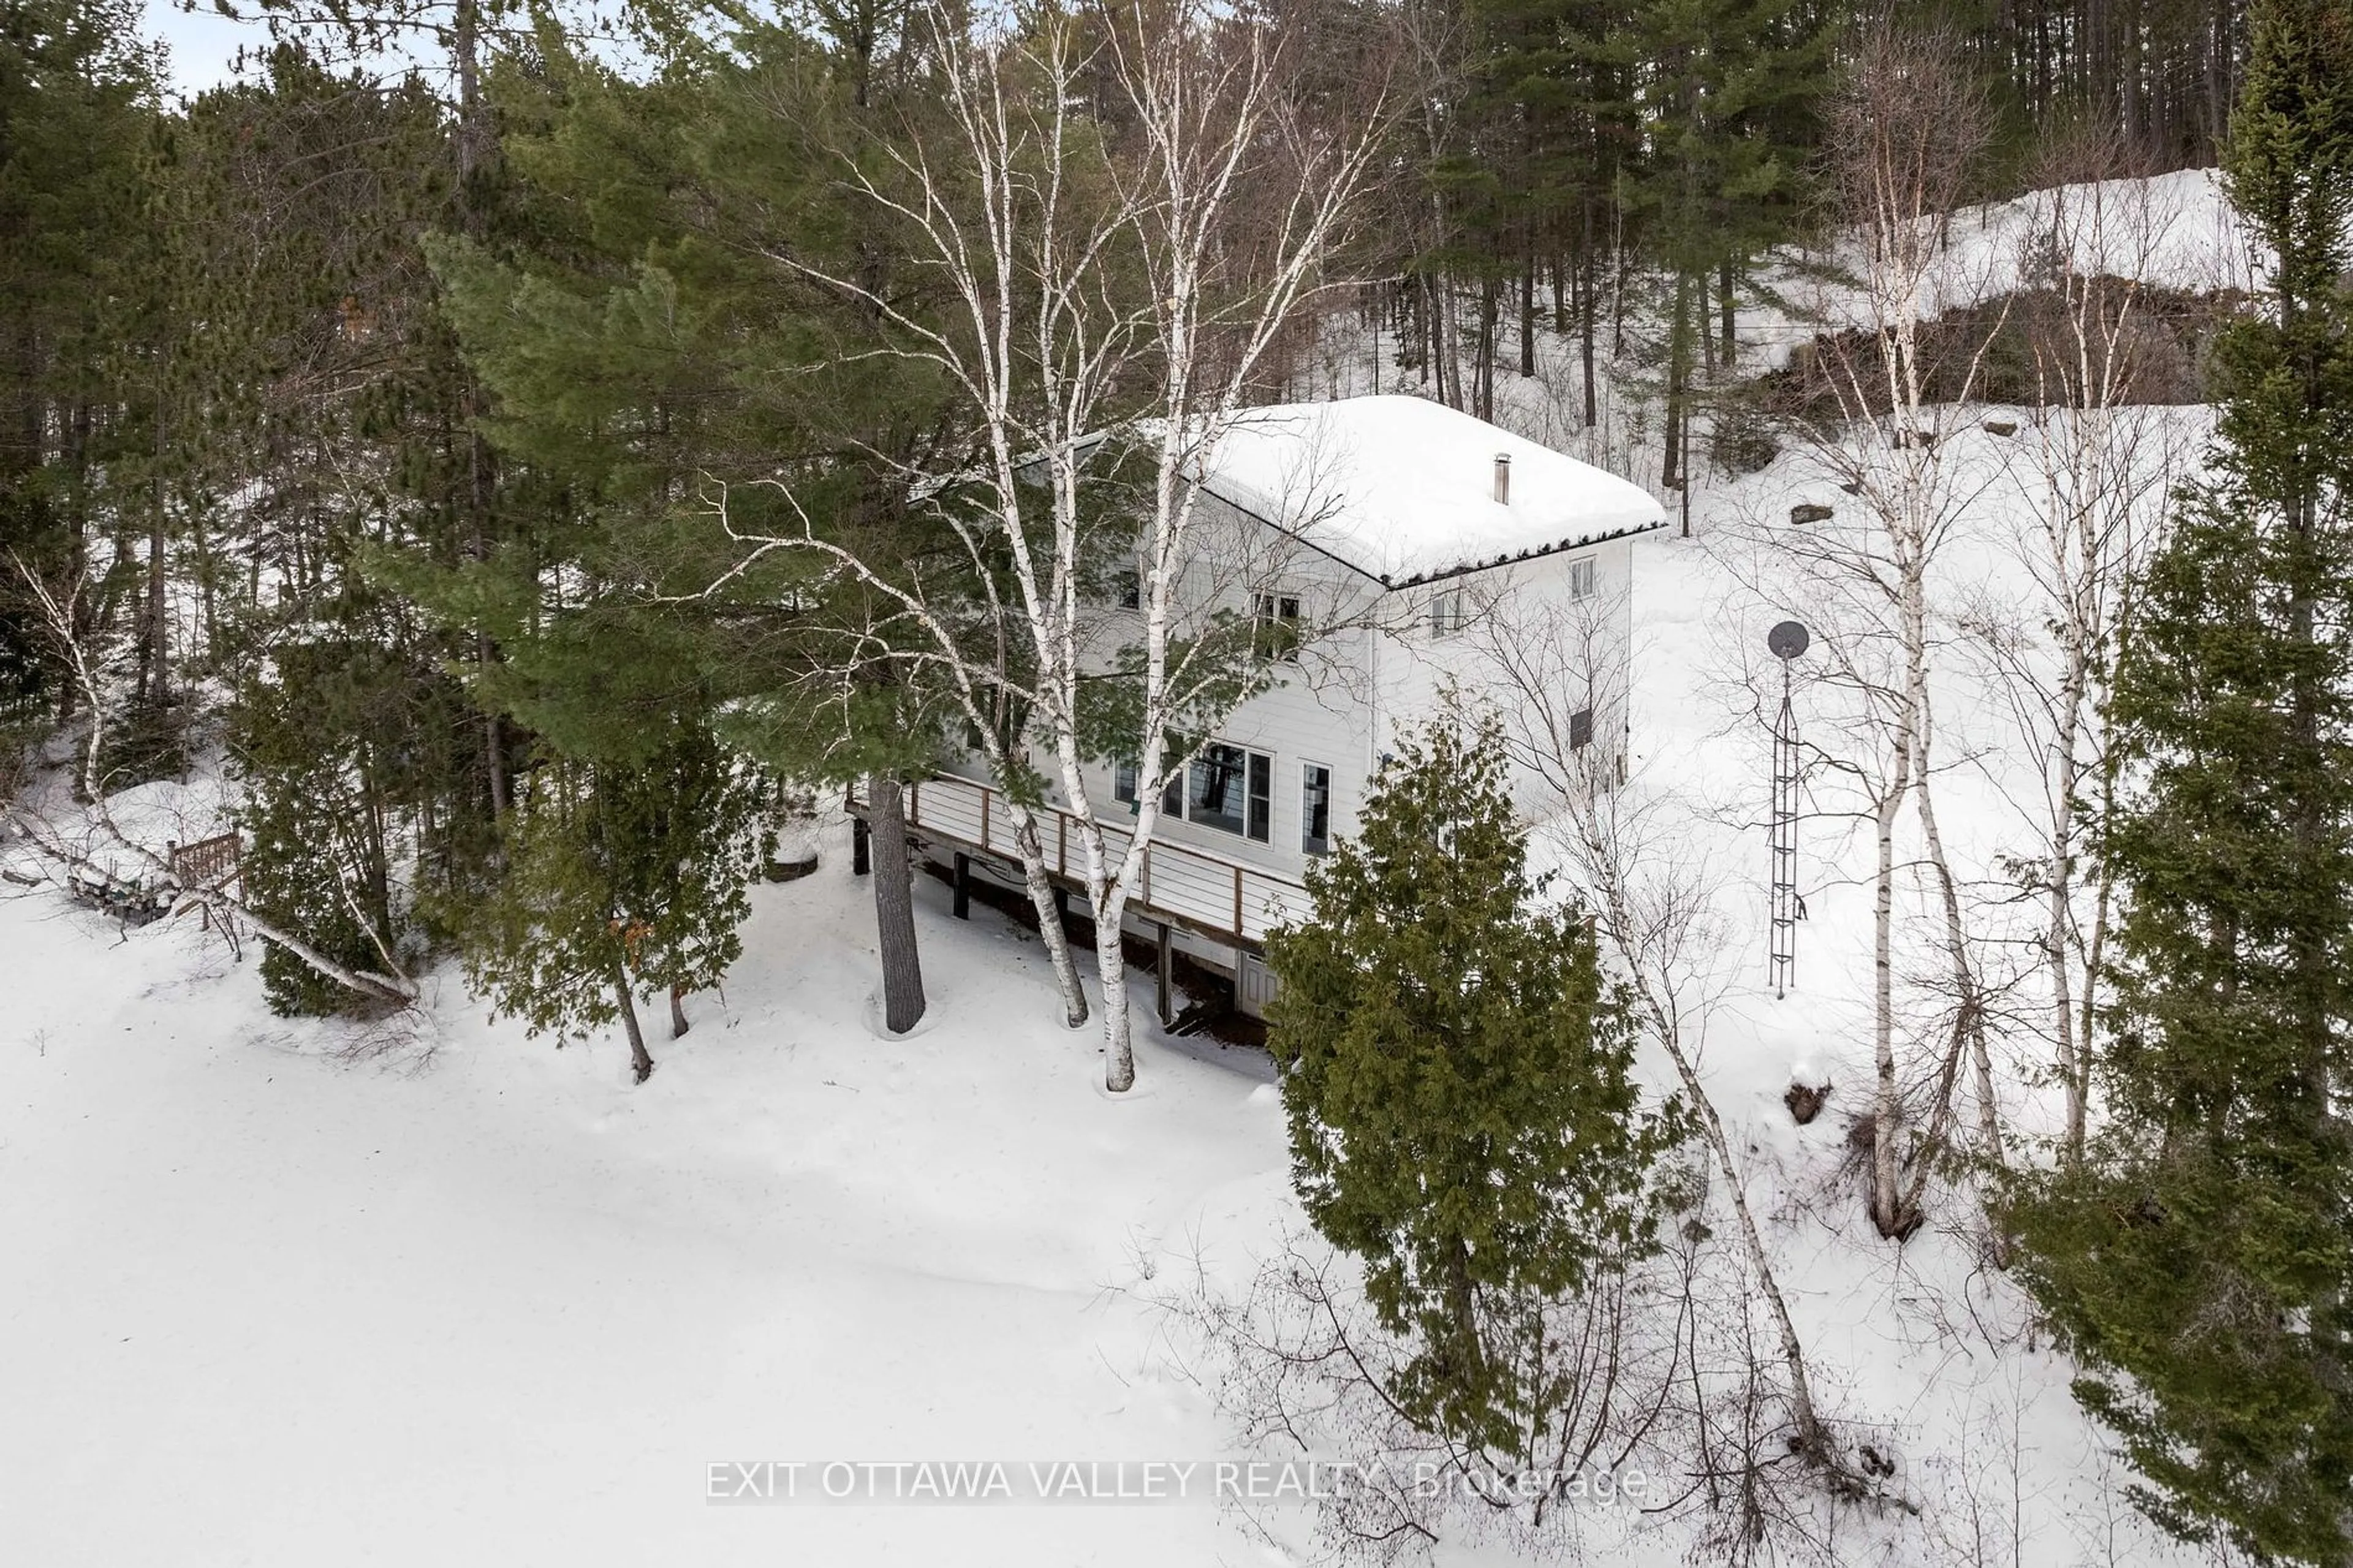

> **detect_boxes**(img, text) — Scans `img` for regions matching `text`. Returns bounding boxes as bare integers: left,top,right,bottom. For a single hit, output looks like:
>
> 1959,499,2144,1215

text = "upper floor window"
1567,556,1597,600
1117,566,1143,610
1253,591,1302,661
1430,586,1468,636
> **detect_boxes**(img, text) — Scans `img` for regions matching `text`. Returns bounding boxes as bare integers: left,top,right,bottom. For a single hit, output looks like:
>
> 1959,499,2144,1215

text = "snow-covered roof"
1195,395,1664,587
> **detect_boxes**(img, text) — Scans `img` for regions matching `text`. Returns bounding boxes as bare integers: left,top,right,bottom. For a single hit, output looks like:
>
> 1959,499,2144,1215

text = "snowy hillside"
6,398,2223,1564
1738,167,2260,368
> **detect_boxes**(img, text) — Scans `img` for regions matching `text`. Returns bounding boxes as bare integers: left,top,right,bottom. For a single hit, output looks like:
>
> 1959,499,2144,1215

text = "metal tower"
1767,621,1809,998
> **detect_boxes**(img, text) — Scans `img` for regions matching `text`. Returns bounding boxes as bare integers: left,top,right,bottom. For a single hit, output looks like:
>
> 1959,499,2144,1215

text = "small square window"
1117,567,1143,610
1253,591,1302,661
1571,708,1594,749
1567,556,1597,600
1430,587,1467,636
1115,761,1139,805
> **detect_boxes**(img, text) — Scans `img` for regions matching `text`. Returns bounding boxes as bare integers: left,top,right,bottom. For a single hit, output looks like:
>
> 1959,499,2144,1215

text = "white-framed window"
1430,585,1468,636
1114,759,1182,817
1567,555,1597,600
1116,565,1143,610
1183,743,1273,843
1300,762,1333,855
1253,591,1302,661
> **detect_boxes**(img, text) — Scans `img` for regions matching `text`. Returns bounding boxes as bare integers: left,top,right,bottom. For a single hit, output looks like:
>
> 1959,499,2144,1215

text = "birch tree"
1961,147,2195,1161
1469,591,1836,1469
706,0,1394,1088
1775,20,2008,1238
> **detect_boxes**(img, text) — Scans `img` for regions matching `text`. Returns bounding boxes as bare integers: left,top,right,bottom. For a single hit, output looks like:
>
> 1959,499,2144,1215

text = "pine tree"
1263,710,1685,1453
0,0,159,725
230,613,477,1015
156,47,516,1009
422,29,976,1037
2006,4,2353,1558
1629,0,1828,486
462,732,762,1083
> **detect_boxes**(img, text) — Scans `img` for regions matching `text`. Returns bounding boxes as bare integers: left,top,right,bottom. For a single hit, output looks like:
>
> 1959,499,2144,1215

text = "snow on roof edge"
1192,395,1667,586
1197,473,1668,590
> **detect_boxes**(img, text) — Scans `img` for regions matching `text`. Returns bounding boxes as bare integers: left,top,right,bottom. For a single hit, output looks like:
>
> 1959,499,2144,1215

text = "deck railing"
858,772,1306,947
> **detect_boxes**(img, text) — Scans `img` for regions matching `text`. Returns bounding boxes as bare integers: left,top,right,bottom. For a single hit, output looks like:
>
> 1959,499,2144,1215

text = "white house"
900,393,1665,1017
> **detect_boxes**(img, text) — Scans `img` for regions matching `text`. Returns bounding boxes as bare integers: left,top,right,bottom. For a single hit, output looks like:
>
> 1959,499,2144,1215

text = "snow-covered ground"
6,471,2210,1562
6,170,2249,1564
1,846,1299,1564
1600,432,2212,1568
1737,167,2260,369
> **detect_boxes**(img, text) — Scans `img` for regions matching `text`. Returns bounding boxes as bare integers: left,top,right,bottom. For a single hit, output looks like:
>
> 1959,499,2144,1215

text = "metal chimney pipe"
1493,452,1512,505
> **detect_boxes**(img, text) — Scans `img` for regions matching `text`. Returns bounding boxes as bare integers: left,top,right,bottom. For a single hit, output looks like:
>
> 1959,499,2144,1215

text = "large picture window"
1187,743,1272,843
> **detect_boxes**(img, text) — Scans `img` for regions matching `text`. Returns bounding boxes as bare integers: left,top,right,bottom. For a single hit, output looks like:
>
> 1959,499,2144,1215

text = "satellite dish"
1768,621,1810,661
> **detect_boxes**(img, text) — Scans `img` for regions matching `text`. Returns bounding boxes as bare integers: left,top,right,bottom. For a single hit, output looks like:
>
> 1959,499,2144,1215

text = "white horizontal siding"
926,483,1648,917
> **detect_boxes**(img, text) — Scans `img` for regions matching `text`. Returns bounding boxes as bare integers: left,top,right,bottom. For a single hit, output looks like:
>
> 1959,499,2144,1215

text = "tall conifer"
1264,711,1684,1452
2007,4,2353,1558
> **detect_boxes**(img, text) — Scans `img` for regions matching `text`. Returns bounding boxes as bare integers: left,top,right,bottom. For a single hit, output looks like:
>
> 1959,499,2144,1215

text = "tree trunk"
142,511,167,712
1442,1233,1485,1395
1718,256,1738,368
1007,805,1088,1028
1477,271,1499,422
670,983,690,1040
2074,744,2124,1162
868,771,927,1034
2048,857,2082,1153
1665,271,1695,494
615,971,654,1083
2050,631,2093,1161
1096,893,1135,1092
1441,275,1464,411
453,0,507,822
1610,211,1632,358
54,404,91,727
142,386,168,712
1579,212,1599,430
1519,238,1536,379
1871,765,1910,1238
1916,770,2005,1174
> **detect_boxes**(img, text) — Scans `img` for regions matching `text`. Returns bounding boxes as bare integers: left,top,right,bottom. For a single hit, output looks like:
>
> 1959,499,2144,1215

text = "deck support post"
851,816,870,876
1156,921,1175,1028
953,853,971,920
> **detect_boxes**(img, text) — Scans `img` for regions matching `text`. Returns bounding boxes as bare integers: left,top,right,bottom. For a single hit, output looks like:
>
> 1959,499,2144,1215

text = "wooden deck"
849,773,1306,952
